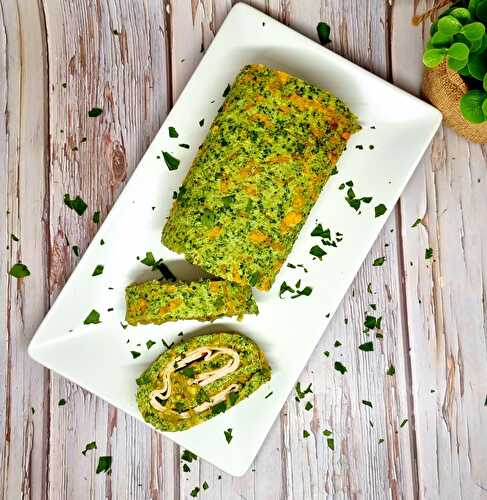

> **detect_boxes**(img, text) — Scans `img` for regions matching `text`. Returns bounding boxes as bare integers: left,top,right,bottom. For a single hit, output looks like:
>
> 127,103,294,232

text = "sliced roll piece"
125,279,258,326
136,332,271,432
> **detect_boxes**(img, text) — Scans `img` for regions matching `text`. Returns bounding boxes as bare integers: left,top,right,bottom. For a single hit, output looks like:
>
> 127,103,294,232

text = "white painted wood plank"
0,1,50,499
392,1,487,498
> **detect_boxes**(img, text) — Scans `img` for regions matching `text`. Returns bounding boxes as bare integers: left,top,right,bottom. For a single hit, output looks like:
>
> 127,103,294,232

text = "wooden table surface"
1,0,486,498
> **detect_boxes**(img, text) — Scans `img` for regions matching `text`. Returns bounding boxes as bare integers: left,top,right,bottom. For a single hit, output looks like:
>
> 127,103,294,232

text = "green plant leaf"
454,32,472,47
482,97,487,117
430,21,438,37
316,22,331,45
438,16,462,36
460,90,487,123
448,56,468,71
469,0,480,16
461,22,486,41
471,34,487,54
448,42,470,59
476,0,487,22
468,52,487,79
451,7,472,24
431,31,453,47
484,72,487,90
423,48,447,68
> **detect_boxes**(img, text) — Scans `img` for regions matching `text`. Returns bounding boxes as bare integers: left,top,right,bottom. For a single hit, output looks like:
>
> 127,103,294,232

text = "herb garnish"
303,430,310,438
168,126,179,138
223,84,231,97
179,143,190,149
344,184,372,212
58,399,66,406
11,234,19,242
83,309,101,324
317,21,331,45
265,391,273,399
374,204,387,217
387,364,396,376
190,487,200,497
305,401,313,411
212,401,226,415
92,264,104,276
96,456,112,474
203,481,209,490
64,194,87,215
82,441,97,455
182,463,190,472
199,119,204,127
140,251,176,280
362,400,373,408
181,450,197,462
425,248,433,259
146,340,156,350
400,419,408,428
162,151,180,171
88,107,103,117
358,341,374,352
180,366,195,378
295,382,313,401
72,245,80,256
311,223,330,239
224,428,233,444
411,218,423,228
310,245,326,260
334,340,342,348
327,438,335,450
9,262,30,278
373,257,385,266
130,351,141,359
334,361,347,374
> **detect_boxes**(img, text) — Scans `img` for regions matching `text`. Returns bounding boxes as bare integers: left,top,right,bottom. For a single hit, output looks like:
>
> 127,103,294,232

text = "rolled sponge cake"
162,63,360,291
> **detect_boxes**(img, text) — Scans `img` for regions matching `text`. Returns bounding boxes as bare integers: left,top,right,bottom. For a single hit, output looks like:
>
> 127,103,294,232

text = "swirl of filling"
149,346,241,415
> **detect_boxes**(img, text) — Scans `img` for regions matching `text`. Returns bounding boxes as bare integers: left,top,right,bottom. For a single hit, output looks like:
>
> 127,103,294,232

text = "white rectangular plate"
29,3,441,476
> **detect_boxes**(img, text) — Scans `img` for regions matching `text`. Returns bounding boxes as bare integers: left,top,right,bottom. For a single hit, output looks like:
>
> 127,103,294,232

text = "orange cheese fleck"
280,211,302,233
248,229,268,244
159,298,182,315
208,226,222,239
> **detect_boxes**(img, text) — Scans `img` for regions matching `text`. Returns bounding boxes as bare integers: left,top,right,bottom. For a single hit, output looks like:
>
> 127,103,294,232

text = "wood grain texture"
1,0,486,498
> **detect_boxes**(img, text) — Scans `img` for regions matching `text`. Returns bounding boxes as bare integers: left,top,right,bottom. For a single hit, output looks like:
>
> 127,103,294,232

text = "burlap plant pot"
422,60,487,143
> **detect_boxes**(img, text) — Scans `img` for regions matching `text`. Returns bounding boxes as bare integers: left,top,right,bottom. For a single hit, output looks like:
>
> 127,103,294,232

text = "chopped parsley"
378,438,385,444
265,391,273,399
146,340,156,350
373,256,385,266
334,361,347,374
82,441,97,455
324,351,330,357
162,151,180,171
222,83,231,97
88,107,103,117
181,450,197,462
344,184,372,212
199,118,204,127
367,282,373,293
305,401,313,411
64,194,87,215
168,126,179,138
9,262,30,278
130,351,141,359
72,245,80,256
400,419,408,428
311,223,330,239
120,322,128,330
202,481,209,490
355,144,364,150
140,251,176,281
190,487,200,497
411,218,422,228
182,463,190,472
180,366,194,378
316,21,331,45
362,400,373,408
58,399,66,406
11,234,19,242
303,430,310,438
279,281,294,298
364,315,378,329
83,309,101,325
224,428,233,444
334,340,342,348
387,364,396,376
310,245,326,260
212,401,226,415
179,143,190,149
92,211,100,223
374,204,387,217
484,394,487,406
358,341,374,352
295,382,313,400
95,456,112,474
92,264,104,276
327,438,335,450
425,248,433,259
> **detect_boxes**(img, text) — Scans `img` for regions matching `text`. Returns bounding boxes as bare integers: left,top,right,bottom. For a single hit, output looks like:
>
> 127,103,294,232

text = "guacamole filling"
136,333,271,431
162,63,360,291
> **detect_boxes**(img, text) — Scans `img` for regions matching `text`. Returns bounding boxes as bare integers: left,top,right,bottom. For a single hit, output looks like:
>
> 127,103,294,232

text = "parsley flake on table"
181,450,197,462
9,262,30,278
374,204,387,217
373,256,385,266
83,309,101,325
323,429,332,436
64,194,88,215
295,382,313,401
400,419,408,428
305,401,313,411
168,126,179,138
362,400,373,408
367,282,373,293
334,361,347,374
58,399,66,406
92,211,100,223
130,351,141,359
387,364,396,376
425,247,433,259
334,340,342,348
11,234,19,242
202,481,209,490
182,463,190,472
303,430,310,438
411,218,423,228
88,107,103,117
162,151,180,171
92,264,104,276
72,245,80,256
224,428,233,444
327,438,335,450
316,21,331,45
364,315,377,329
96,456,112,474
359,341,374,352
190,486,200,497
310,245,326,260
82,441,97,456
324,351,330,357
146,340,156,350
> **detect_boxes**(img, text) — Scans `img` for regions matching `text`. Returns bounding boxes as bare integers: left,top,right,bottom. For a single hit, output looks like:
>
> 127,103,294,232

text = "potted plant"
421,0,487,142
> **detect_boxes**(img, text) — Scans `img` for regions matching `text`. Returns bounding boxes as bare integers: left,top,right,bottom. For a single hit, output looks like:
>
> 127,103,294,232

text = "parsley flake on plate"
162,151,180,171
11,234,19,242
224,428,233,444
168,126,179,138
64,194,88,216
96,456,112,474
130,351,141,359
82,441,97,456
146,340,156,350
72,245,80,256
83,309,101,325
179,143,190,149
199,118,204,127
374,204,387,217
400,418,408,428
310,245,326,260
9,262,30,278
183,463,190,472
265,391,273,399
92,264,104,276
223,84,231,97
